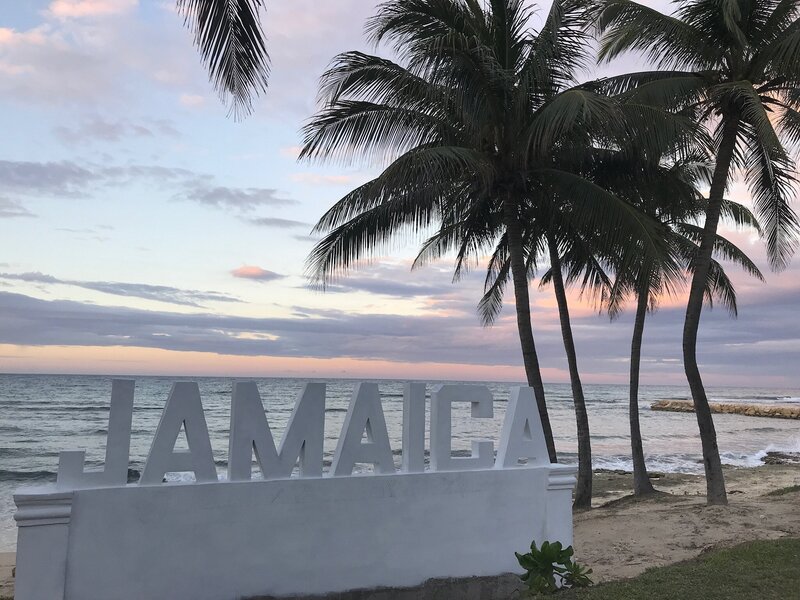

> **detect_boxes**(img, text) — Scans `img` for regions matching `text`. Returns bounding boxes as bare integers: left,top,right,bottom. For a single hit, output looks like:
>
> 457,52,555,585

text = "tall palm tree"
178,0,270,118
300,0,671,474
545,232,593,508
599,156,764,496
595,0,800,504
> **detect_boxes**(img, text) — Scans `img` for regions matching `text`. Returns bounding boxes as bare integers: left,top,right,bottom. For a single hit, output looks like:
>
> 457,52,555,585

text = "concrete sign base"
14,382,576,600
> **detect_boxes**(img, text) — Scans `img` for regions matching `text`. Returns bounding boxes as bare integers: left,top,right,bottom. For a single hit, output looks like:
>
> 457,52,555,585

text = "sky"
0,0,798,387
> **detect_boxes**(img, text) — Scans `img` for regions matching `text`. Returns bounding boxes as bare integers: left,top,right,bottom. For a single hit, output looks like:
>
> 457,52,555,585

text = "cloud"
318,262,456,298
53,117,179,144
46,0,138,19
0,272,239,307
0,160,95,197
179,93,205,108
3,272,59,284
0,291,507,364
55,225,112,242
325,277,444,298
255,0,375,116
293,233,321,243
0,198,35,218
279,146,302,159
231,266,285,282
182,186,296,211
0,245,799,385
0,24,119,105
246,217,310,229
290,173,360,186
0,280,791,385
0,3,199,108
0,159,296,216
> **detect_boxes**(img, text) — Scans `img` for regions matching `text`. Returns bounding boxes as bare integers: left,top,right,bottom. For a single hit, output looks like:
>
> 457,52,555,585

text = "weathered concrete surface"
651,399,800,419
248,573,522,600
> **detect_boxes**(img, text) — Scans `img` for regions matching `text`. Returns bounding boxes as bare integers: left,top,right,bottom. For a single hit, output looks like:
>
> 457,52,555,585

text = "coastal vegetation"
594,0,800,508
516,540,593,595
301,0,689,509
195,0,800,507
177,0,270,118
301,0,800,508
594,154,764,495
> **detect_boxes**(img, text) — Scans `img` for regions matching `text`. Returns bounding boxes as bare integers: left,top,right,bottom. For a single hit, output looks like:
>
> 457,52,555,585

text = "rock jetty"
651,399,800,420
761,451,800,465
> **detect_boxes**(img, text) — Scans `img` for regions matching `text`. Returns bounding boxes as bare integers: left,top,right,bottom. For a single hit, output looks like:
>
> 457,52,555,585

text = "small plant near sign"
515,540,593,595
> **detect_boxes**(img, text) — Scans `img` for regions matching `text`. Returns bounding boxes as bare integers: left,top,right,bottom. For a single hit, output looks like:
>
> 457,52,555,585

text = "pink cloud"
0,4,202,107
0,27,48,47
46,0,138,19
179,93,206,108
280,146,302,159
231,265,285,282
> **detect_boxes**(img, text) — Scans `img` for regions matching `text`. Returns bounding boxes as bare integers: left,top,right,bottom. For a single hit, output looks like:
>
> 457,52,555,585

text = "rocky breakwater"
651,399,800,420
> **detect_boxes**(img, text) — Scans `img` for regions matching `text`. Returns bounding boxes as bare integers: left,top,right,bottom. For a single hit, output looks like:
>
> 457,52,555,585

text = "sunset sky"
0,0,798,387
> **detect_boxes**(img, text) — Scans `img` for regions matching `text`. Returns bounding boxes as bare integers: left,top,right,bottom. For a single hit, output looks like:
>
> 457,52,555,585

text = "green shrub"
516,540,593,595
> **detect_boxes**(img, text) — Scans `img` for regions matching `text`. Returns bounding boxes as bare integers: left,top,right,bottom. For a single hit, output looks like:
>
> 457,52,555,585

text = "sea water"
0,373,798,551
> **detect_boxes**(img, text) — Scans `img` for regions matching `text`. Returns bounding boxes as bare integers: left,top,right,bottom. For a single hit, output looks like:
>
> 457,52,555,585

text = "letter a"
495,387,549,468
141,382,217,484
332,383,395,476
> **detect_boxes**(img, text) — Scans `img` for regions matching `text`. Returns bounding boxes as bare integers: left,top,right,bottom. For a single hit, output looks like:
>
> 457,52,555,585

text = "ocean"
1,373,798,551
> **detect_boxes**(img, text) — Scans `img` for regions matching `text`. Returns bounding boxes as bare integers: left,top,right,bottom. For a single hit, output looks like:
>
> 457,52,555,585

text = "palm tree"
545,232,594,508
476,120,699,507
470,216,598,507
595,0,800,505
300,0,672,475
599,156,764,496
177,0,270,118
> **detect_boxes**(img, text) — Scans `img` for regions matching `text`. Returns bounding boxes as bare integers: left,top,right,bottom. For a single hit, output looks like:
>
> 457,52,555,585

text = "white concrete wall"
14,383,576,599
16,465,574,600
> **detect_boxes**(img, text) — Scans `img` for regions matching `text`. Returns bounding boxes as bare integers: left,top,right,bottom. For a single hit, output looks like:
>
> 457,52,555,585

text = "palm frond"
673,222,766,282
704,258,739,316
751,0,800,47
478,241,511,326
299,101,455,166
177,0,269,119
739,121,800,270
307,190,442,286
524,89,620,157
720,199,763,233
596,0,712,68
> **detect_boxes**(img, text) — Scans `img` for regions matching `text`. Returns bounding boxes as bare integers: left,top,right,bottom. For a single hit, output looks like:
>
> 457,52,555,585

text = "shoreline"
2,462,798,598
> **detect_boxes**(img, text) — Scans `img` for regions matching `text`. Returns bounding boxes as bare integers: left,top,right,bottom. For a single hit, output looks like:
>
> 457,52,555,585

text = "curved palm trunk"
504,197,558,463
683,118,739,506
630,284,655,496
547,233,592,508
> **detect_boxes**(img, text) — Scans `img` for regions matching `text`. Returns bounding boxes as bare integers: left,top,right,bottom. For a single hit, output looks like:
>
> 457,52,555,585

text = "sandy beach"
0,552,12,599
581,463,800,582
1,463,797,598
